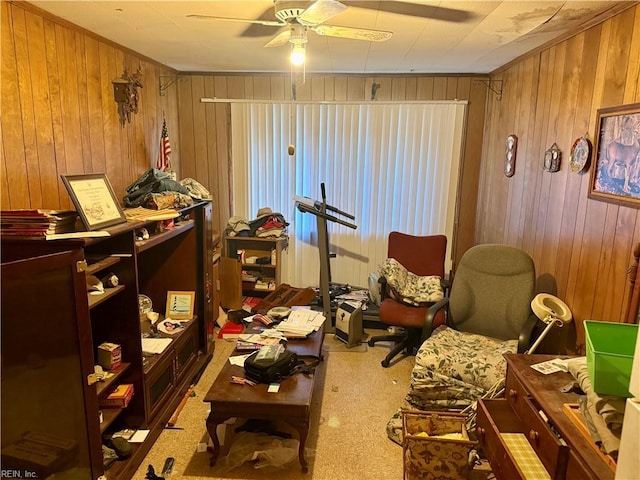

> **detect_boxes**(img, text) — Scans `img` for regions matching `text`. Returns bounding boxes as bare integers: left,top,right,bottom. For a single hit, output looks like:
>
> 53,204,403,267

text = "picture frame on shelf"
60,173,127,230
166,291,195,320
589,103,640,208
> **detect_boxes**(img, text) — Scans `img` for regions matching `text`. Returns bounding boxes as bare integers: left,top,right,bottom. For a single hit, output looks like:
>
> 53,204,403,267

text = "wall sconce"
112,67,143,128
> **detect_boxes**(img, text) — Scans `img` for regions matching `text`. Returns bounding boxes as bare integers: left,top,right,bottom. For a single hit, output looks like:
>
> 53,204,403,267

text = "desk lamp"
464,293,573,433
527,293,572,354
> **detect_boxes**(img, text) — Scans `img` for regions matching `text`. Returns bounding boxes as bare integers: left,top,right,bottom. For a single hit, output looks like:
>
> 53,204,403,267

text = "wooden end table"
204,329,324,473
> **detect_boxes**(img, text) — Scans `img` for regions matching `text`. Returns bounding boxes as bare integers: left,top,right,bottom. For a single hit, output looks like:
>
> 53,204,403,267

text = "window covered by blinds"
232,101,467,289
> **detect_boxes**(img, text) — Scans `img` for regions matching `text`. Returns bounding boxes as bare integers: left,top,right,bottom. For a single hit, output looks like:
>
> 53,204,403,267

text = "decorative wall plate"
569,136,592,174
505,134,517,177
543,143,561,172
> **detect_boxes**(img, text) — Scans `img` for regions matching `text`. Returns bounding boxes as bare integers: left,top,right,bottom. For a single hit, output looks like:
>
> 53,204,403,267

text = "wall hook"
371,82,380,101
159,76,179,96
476,79,503,100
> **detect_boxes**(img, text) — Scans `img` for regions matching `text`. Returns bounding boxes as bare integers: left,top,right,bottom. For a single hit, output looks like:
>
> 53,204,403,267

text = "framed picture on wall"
589,103,640,207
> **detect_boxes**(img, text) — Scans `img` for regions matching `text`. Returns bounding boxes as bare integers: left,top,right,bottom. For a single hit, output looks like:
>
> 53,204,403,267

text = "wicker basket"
403,410,478,480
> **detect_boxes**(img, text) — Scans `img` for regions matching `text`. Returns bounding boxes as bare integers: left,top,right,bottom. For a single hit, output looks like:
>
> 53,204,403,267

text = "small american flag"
157,118,172,171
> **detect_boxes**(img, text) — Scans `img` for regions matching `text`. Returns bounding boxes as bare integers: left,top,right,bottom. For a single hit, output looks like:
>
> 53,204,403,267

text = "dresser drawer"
566,451,598,480
506,371,570,479
477,399,572,480
476,399,530,480
506,368,528,410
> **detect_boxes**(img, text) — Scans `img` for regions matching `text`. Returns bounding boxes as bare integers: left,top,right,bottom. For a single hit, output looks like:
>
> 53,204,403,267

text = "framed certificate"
166,291,195,320
61,173,127,230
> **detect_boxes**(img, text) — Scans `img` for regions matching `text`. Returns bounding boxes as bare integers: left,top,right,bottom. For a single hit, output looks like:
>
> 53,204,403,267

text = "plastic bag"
221,431,299,471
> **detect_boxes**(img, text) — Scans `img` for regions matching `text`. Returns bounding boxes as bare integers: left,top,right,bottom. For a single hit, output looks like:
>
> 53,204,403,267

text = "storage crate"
584,320,638,397
403,410,478,480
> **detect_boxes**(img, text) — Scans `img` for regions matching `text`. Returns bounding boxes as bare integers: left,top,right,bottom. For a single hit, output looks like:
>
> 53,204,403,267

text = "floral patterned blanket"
379,258,444,306
387,325,517,445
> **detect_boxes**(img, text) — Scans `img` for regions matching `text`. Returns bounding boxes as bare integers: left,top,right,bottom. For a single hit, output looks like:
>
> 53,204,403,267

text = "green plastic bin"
584,320,638,398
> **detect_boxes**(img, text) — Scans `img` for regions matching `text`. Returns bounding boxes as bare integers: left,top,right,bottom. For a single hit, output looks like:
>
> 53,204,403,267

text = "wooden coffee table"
204,329,324,472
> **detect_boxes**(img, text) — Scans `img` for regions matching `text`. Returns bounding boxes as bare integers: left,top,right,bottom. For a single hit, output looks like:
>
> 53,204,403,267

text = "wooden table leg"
290,419,310,473
206,412,231,467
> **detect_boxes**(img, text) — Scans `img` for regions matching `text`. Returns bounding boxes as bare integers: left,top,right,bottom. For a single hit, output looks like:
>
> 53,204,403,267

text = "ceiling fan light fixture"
291,43,306,66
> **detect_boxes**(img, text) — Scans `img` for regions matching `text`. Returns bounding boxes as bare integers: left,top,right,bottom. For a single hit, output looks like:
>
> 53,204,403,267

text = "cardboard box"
97,342,122,371
100,383,134,408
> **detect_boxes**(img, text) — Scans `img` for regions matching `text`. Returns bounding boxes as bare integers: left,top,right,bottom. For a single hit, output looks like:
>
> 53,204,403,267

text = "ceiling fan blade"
342,1,474,23
264,30,292,47
298,0,347,26
312,24,392,42
242,6,287,38
186,14,285,27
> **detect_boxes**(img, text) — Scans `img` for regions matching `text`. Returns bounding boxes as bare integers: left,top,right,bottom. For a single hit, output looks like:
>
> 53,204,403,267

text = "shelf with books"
1,201,213,480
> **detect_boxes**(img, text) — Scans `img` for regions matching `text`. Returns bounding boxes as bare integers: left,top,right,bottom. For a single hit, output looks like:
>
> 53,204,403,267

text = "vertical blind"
231,101,467,289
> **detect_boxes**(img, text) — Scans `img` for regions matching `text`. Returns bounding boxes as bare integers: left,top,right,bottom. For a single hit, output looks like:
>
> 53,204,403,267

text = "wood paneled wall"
12,0,636,353
1,0,488,266
1,1,179,211
176,73,489,265
477,5,640,350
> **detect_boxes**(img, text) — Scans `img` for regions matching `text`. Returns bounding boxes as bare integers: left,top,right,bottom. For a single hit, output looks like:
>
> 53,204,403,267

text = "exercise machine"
294,183,357,323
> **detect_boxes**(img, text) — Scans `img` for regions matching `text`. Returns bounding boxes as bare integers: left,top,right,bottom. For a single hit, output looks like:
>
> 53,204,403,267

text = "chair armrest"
421,297,449,341
378,275,390,301
440,278,451,297
517,314,540,353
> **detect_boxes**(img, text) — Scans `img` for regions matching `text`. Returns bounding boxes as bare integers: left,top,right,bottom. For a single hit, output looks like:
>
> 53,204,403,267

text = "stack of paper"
237,333,282,346
123,207,179,221
275,309,325,336
141,337,172,355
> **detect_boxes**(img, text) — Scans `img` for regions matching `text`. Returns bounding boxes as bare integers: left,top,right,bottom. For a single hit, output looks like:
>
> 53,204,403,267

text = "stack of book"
242,296,262,312
217,321,244,339
254,279,275,291
241,271,258,282
0,209,78,238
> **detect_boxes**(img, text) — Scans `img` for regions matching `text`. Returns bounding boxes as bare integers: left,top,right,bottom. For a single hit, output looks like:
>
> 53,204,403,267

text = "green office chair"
406,243,538,411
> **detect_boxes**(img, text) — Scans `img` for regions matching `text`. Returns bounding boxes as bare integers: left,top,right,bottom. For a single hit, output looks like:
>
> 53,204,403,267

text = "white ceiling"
30,1,628,74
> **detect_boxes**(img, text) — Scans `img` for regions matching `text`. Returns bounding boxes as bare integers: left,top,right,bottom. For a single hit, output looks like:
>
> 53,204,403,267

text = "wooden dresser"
476,354,616,480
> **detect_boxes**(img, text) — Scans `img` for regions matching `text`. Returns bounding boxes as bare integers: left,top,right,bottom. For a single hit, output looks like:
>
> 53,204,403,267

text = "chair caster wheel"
368,339,375,347
381,359,390,368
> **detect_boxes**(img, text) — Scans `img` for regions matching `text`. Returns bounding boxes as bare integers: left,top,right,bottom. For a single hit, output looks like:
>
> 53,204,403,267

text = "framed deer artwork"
589,103,640,208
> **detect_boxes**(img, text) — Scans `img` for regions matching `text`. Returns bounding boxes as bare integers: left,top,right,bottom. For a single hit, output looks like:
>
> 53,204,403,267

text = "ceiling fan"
188,0,395,51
